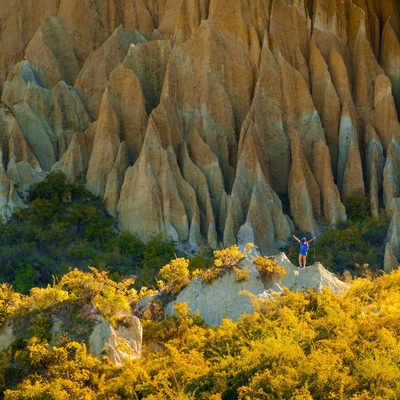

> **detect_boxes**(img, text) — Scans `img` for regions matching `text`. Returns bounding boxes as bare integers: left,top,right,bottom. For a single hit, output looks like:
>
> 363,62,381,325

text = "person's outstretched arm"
292,235,300,243
307,237,316,244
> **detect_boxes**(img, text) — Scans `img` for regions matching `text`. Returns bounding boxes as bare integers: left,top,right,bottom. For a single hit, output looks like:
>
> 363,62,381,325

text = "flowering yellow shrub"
253,256,287,280
159,258,190,294
4,271,400,399
233,266,250,282
213,245,245,268
201,244,251,283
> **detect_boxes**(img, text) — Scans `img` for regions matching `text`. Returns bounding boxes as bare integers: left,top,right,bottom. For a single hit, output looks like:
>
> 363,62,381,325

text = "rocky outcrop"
275,253,347,293
381,18,400,118
384,244,400,274
288,131,320,235
165,252,346,326
89,316,142,366
1,0,400,254
2,60,91,171
337,100,365,200
384,210,400,272
383,138,400,215
224,112,292,253
75,28,147,120
0,99,44,215
0,323,16,353
312,140,347,225
0,306,142,367
364,124,384,218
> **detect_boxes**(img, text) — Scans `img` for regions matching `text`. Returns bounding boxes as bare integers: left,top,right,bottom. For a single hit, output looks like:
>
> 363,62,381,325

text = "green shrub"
344,197,370,223
315,214,387,276
0,173,176,293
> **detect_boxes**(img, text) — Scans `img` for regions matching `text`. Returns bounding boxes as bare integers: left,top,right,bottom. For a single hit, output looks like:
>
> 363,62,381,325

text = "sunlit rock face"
164,253,346,326
0,306,142,366
1,0,400,253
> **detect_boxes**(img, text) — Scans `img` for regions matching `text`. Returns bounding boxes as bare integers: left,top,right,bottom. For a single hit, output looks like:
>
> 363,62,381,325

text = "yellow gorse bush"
3,253,400,399
253,256,287,280
202,244,254,283
159,257,190,294
213,245,245,268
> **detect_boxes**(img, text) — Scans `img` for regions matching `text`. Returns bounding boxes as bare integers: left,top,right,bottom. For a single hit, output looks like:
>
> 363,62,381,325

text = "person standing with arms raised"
292,235,315,268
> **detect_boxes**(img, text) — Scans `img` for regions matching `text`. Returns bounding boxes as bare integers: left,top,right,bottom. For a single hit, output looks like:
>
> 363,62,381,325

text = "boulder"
166,257,265,326
274,252,347,294
384,211,400,266
384,243,400,274
0,323,16,353
0,305,142,367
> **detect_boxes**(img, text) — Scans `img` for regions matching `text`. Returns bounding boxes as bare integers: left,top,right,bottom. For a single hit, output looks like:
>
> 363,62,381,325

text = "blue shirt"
300,242,309,255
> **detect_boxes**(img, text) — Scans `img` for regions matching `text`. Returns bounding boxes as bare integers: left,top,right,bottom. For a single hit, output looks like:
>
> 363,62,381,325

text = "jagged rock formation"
88,316,142,366
165,252,346,326
384,210,400,272
1,0,400,254
0,304,142,366
0,323,16,353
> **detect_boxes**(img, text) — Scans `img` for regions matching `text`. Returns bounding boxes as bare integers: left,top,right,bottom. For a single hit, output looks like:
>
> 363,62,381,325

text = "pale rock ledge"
165,252,346,326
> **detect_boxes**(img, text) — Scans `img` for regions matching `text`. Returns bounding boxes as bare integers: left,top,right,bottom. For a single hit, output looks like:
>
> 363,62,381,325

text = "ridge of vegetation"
1,268,400,399
0,172,179,294
0,173,388,296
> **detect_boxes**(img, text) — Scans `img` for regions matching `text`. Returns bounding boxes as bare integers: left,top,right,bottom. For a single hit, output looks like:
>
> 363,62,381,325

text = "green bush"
344,197,370,223
0,172,177,293
315,214,388,276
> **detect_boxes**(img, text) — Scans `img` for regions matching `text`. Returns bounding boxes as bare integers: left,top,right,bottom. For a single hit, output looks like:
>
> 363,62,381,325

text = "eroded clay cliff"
1,0,400,257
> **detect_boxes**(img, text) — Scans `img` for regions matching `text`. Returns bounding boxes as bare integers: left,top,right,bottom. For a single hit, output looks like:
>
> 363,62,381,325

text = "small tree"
159,258,190,295
202,244,250,283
